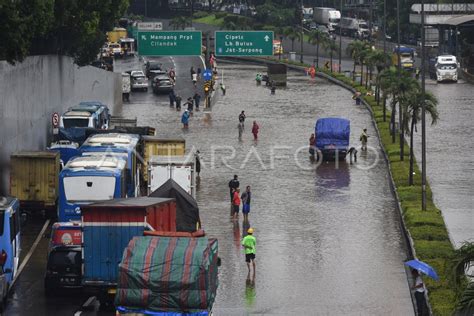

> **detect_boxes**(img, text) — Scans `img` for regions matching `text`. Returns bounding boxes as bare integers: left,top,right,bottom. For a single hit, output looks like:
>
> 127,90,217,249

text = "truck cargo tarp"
315,118,350,149
115,236,218,313
149,179,200,232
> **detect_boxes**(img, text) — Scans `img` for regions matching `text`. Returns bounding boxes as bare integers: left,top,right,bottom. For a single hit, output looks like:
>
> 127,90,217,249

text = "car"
130,70,145,77
131,74,148,91
44,246,82,295
152,75,174,94
148,69,167,81
145,62,162,78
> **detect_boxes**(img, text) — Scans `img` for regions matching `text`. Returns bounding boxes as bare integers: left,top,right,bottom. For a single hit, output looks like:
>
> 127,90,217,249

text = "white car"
130,70,145,77
131,74,148,91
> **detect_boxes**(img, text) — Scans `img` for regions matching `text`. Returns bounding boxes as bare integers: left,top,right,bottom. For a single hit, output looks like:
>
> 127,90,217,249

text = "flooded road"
121,62,414,315
414,81,474,248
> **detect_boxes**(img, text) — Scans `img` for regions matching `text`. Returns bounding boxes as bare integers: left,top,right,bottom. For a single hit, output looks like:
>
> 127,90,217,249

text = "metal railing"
411,3,474,13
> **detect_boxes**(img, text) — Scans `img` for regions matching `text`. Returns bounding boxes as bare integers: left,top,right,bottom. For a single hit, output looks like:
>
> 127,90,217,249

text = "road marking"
199,55,206,69
74,312,82,316
10,219,50,289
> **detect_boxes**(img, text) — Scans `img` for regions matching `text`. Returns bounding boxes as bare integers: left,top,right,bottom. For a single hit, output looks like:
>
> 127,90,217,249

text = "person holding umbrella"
405,259,438,316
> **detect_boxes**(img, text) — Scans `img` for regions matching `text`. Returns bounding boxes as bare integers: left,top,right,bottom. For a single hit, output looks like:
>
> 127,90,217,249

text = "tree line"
0,0,129,66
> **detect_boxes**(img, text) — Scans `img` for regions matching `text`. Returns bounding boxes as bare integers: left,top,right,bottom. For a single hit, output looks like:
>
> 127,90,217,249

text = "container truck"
147,155,196,198
314,118,350,161
81,197,177,305
338,18,369,39
313,7,341,32
10,151,60,215
115,235,218,316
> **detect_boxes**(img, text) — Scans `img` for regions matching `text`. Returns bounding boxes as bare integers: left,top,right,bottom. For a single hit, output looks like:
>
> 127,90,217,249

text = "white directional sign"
137,22,163,31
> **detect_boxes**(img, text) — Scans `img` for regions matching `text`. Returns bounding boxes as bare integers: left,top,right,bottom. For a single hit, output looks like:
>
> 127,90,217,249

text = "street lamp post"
338,0,342,73
382,0,387,122
300,0,304,64
421,0,427,210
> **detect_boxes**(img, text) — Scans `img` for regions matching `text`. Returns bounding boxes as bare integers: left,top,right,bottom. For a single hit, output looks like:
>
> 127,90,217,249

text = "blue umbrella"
405,259,439,281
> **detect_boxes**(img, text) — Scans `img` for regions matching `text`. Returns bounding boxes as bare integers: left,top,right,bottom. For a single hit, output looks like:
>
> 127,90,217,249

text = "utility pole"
300,0,304,64
421,0,427,210
382,0,387,121
338,0,342,73
144,0,148,18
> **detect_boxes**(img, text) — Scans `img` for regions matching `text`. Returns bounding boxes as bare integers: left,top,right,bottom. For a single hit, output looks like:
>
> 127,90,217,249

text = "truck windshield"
329,18,340,23
64,176,116,202
63,118,89,128
437,63,457,70
50,250,81,266
359,23,368,29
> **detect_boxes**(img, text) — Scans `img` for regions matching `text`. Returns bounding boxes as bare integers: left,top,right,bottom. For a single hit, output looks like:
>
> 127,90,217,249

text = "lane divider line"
10,219,50,289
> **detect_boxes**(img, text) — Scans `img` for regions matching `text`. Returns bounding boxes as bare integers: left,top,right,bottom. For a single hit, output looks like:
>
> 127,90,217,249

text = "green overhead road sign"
215,31,273,56
137,31,202,56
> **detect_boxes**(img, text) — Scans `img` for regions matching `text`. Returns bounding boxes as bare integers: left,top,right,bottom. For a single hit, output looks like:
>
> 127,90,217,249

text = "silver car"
131,74,148,92
152,75,174,94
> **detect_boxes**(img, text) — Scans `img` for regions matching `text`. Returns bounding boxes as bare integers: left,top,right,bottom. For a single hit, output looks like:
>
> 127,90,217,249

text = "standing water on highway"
120,61,414,315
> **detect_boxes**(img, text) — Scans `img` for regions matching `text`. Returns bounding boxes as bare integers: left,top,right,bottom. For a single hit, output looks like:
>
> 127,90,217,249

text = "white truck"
338,17,370,39
433,55,458,83
313,7,341,32
147,155,196,197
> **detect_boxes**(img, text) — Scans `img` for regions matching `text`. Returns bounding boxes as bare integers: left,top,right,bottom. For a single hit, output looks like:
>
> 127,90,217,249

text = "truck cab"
44,222,82,294
0,197,21,308
59,102,110,129
434,55,458,83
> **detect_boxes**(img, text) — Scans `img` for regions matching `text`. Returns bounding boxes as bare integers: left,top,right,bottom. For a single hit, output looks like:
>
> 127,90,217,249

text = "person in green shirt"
242,228,256,273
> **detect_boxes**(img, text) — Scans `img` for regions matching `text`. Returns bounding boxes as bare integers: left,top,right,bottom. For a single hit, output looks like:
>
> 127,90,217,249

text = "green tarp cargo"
115,236,218,313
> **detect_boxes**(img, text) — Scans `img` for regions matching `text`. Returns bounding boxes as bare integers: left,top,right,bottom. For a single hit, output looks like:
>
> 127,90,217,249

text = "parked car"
145,61,162,78
152,75,174,94
131,73,148,92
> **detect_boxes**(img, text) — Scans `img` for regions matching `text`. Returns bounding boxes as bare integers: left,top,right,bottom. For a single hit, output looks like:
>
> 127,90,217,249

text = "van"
0,197,21,308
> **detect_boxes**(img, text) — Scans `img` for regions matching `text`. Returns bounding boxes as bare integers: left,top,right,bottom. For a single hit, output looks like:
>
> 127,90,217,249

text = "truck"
10,151,60,216
115,235,218,316
141,136,186,184
314,118,350,161
81,197,178,305
0,197,21,310
313,7,341,32
147,155,196,198
431,55,458,83
392,46,416,72
338,18,370,39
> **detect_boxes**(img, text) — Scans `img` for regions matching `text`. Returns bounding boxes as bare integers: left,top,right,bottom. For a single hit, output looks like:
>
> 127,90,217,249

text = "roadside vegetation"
0,0,129,65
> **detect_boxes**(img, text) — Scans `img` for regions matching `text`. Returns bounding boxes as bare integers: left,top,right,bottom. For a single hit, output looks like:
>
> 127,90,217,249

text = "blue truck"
314,118,350,161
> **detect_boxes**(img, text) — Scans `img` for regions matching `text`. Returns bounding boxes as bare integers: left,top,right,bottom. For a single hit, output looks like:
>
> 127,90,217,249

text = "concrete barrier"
0,55,122,194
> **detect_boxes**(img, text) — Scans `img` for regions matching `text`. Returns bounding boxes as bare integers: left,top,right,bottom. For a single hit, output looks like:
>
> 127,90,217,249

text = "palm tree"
308,30,328,69
402,90,438,185
346,40,365,81
323,39,338,72
284,27,301,52
368,49,391,106
449,242,474,313
379,67,400,143
397,74,419,161
358,42,371,86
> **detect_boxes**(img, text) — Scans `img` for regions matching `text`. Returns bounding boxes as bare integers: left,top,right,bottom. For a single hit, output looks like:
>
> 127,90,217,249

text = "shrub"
193,11,209,19
215,12,227,19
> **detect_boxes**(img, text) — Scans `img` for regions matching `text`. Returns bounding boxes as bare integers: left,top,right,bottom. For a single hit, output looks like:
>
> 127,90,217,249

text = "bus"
79,133,141,198
0,197,21,307
59,101,110,129
58,156,127,222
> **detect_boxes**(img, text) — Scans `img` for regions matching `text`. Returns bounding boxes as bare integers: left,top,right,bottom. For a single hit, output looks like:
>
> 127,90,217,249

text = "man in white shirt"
412,269,426,315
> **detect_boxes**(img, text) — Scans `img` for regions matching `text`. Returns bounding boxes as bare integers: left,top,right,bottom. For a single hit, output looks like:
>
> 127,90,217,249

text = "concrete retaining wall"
0,55,122,194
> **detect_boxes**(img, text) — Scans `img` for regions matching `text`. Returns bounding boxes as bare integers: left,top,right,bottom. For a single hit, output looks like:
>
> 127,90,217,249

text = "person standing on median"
242,228,256,274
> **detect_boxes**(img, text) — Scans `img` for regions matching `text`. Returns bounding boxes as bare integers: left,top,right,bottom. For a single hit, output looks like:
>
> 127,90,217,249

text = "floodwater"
414,80,474,248
121,60,414,315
